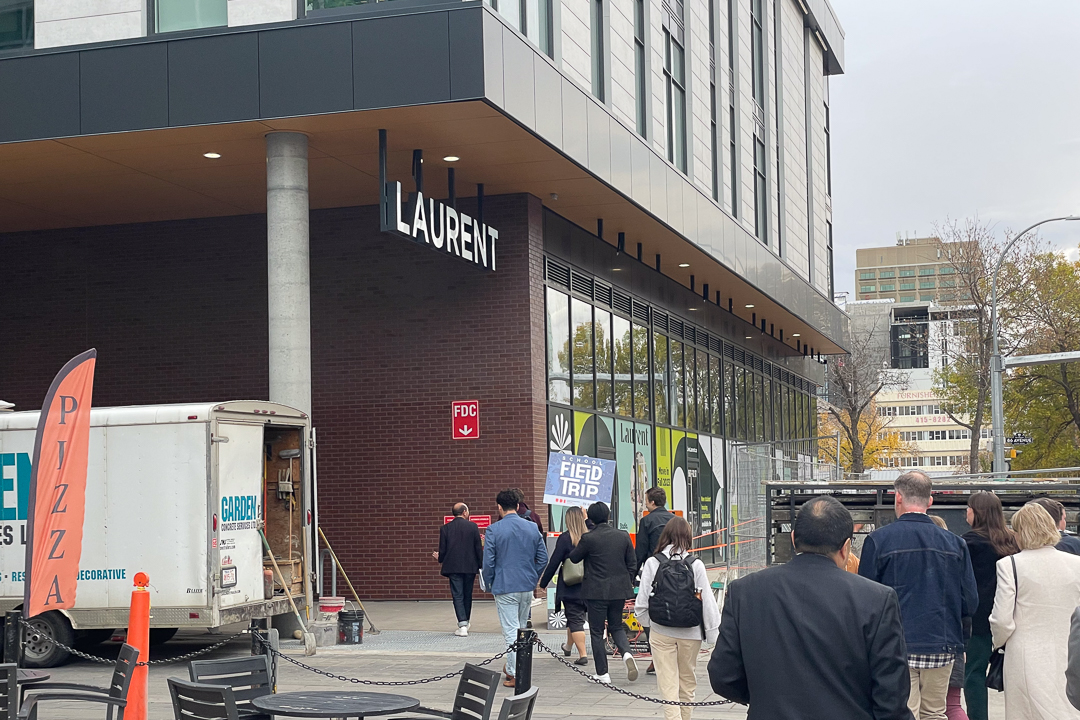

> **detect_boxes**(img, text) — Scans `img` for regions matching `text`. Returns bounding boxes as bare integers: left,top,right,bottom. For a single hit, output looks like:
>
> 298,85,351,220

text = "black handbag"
986,556,1017,692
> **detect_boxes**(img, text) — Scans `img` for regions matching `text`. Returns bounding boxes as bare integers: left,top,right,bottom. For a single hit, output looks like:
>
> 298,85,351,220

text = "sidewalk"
22,600,1005,720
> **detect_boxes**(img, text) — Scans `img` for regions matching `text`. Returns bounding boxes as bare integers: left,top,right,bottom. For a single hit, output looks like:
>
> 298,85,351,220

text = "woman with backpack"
540,506,590,665
635,516,721,720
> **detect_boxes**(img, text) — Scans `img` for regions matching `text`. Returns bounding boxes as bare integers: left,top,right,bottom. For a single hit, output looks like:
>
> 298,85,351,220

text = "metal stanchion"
515,629,535,693
4,611,22,666
250,618,279,692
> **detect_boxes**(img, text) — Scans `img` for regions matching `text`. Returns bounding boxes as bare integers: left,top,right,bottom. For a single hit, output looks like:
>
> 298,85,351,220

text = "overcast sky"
827,0,1080,299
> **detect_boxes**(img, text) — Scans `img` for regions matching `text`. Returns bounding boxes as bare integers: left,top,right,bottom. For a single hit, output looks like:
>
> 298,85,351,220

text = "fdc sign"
543,454,616,508
452,400,479,440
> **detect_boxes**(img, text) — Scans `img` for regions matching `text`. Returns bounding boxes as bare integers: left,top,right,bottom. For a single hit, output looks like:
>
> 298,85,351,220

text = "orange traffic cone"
126,572,150,720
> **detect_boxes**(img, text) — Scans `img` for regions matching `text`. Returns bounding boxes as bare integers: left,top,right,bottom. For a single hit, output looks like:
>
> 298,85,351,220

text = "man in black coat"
568,501,639,685
709,496,912,720
635,486,675,572
433,502,484,637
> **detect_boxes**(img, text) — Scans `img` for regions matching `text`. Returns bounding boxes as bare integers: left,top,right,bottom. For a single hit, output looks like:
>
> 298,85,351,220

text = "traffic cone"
126,572,150,720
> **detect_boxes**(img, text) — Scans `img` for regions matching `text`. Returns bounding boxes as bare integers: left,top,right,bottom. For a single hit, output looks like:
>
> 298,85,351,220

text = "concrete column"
266,132,311,415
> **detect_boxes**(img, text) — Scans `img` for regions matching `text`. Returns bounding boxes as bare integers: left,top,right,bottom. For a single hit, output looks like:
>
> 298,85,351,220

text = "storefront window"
546,288,570,404
613,315,632,417
652,333,670,425
672,342,686,427
686,349,698,430
595,309,613,413
734,366,745,441
710,356,722,436
697,350,709,432
632,324,650,420
572,299,595,409
156,0,227,33
725,363,735,440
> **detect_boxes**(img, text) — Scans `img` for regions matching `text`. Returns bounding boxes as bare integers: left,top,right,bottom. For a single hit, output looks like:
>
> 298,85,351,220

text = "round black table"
251,691,419,719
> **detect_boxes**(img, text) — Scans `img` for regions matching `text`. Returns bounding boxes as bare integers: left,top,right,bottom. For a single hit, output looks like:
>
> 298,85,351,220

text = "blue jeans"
447,574,475,626
495,591,533,677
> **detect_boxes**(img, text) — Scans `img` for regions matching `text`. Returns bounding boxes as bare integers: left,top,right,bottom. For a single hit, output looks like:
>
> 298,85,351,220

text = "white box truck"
0,400,315,666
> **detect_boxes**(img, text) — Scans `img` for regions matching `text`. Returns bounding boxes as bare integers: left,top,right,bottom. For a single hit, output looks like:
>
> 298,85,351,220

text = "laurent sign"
380,181,497,272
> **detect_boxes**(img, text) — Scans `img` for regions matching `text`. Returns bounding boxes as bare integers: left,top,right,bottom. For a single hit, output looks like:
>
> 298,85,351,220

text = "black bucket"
338,609,364,645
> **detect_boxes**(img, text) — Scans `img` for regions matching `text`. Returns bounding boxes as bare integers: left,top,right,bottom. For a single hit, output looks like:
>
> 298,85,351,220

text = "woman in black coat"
540,506,589,665
963,491,1019,720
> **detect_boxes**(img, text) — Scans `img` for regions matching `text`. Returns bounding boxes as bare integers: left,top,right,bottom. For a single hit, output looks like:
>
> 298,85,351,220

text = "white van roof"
0,400,307,431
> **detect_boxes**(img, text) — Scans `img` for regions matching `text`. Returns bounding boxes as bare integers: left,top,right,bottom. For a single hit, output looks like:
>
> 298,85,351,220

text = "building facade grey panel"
448,8,485,100
559,78,588,166
0,53,79,141
501,25,535,129
585,101,610,183
532,58,563,145
260,24,353,119
168,33,260,126
80,44,169,135
353,13,451,109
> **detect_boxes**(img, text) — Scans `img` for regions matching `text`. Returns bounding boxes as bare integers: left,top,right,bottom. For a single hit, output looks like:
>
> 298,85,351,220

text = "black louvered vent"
570,272,593,298
546,258,571,288
612,291,632,316
632,301,650,323
763,362,772,378
710,337,722,353
594,281,613,307
723,344,734,360
653,311,669,331
734,348,745,365
670,318,685,337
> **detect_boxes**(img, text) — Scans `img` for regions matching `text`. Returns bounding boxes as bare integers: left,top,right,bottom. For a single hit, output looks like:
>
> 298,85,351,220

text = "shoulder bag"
561,558,584,585
986,555,1017,692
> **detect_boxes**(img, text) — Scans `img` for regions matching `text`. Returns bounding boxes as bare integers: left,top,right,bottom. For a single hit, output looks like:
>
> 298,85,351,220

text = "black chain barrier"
17,617,248,667
530,637,735,707
253,633,523,686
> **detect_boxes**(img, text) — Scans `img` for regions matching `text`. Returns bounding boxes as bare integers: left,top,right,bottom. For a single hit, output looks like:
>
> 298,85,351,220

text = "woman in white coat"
635,516,721,720
990,502,1080,720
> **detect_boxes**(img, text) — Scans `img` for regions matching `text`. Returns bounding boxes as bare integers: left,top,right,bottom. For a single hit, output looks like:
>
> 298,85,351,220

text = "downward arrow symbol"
460,425,473,435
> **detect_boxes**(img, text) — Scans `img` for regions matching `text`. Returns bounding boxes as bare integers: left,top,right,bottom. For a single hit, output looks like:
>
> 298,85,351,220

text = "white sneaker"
454,626,468,637
591,673,611,684
623,652,639,681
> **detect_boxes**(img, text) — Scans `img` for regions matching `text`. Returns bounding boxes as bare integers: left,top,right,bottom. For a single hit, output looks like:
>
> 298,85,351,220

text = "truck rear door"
214,422,265,607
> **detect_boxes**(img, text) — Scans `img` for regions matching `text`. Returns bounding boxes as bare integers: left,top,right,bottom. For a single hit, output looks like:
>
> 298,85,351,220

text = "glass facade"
0,0,32,51
545,256,818,560
157,0,227,33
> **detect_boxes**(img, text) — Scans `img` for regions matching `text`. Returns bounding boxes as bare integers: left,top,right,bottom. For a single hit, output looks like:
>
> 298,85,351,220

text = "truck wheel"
23,611,73,668
149,628,179,646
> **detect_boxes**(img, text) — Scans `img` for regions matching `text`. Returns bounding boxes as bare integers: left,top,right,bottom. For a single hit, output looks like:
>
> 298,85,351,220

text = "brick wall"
0,193,548,599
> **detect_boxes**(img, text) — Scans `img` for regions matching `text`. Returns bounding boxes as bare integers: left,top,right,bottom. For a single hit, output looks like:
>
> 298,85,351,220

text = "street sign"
452,400,480,440
443,515,492,528
1007,433,1033,445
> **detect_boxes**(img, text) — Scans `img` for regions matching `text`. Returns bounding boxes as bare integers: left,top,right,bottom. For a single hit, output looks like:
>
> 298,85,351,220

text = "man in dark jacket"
568,501,639,685
1032,497,1080,555
433,502,484,637
513,488,545,535
635,487,675,572
859,471,978,720
709,496,912,720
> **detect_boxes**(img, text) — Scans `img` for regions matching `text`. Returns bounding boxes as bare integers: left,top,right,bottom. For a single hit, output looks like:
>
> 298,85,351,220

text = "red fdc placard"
452,400,479,440
443,515,492,528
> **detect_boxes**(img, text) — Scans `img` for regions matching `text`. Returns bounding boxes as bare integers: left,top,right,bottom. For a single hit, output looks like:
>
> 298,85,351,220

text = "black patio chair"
18,643,138,720
188,655,271,720
393,663,500,720
493,687,538,720
168,677,241,720
0,664,17,720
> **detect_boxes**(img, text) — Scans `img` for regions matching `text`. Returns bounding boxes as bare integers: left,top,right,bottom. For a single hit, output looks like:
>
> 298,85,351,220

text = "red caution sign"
452,400,480,440
443,515,492,528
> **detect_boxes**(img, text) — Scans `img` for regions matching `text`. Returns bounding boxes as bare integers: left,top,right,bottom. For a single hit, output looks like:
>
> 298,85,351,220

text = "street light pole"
990,215,1080,477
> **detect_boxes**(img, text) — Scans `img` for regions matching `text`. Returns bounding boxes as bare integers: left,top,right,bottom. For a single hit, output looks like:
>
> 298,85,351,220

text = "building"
855,235,961,304
0,0,846,598
843,298,986,477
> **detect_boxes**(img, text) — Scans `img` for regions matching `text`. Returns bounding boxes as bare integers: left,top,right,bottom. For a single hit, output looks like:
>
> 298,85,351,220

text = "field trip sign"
381,181,497,272
544,454,616,508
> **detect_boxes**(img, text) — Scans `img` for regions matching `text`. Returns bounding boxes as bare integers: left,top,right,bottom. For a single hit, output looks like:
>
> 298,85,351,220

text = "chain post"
515,629,535,693
4,611,22,666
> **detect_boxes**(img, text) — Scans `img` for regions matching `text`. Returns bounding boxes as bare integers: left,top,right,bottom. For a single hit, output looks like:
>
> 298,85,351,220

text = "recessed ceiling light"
792,333,801,337
678,263,690,268
745,304,755,308
203,152,221,159
443,156,460,162
689,307,700,311
745,336,753,340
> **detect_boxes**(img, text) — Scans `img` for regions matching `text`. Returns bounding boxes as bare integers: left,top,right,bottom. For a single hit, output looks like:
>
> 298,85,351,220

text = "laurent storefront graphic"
380,181,497,272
